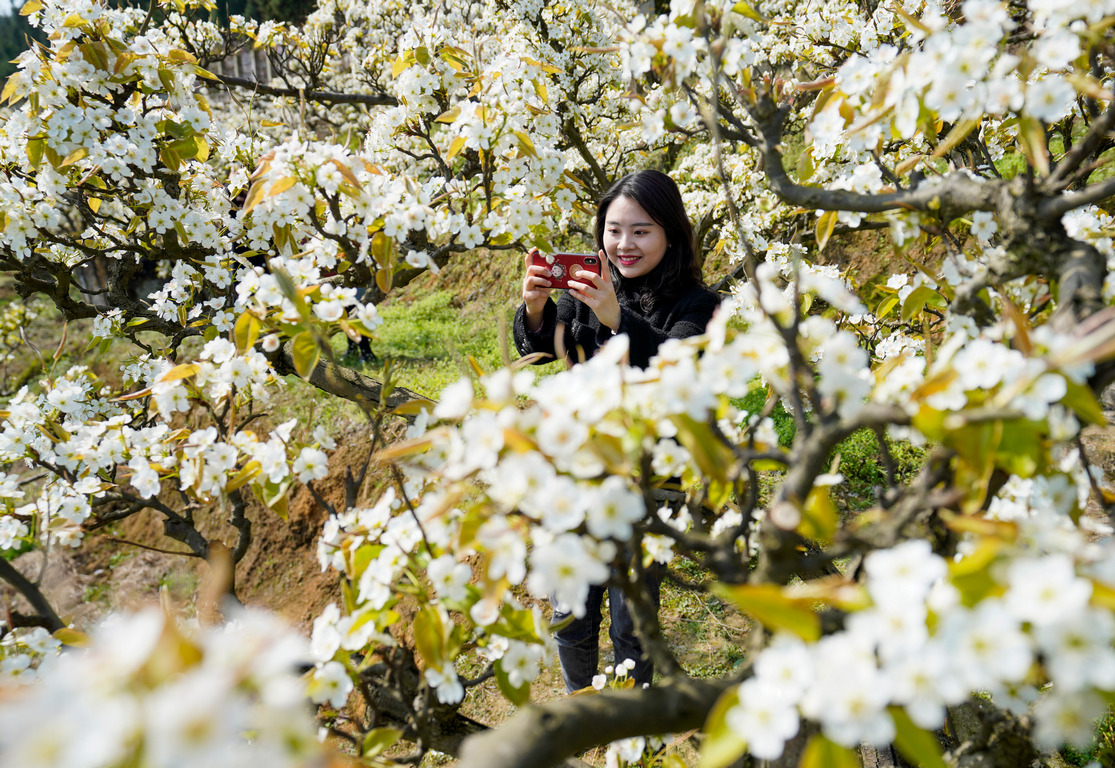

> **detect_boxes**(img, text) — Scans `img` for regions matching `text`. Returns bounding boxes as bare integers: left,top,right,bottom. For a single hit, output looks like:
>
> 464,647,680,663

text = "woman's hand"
568,250,621,332
522,248,552,332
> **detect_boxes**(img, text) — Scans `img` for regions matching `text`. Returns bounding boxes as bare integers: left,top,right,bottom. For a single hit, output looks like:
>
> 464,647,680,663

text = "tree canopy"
2,0,1115,766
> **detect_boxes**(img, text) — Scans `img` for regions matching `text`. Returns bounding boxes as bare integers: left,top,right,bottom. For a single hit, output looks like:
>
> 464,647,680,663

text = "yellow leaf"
391,52,411,78
1,77,19,105
815,210,837,252
328,159,362,190
159,363,200,383
513,130,538,158
60,146,88,167
19,0,42,14
435,105,462,124
260,119,286,127
88,197,101,213
268,176,297,197
1018,115,1050,176
931,117,980,159
799,486,837,543
54,627,90,647
446,136,468,161
194,136,209,163
62,13,85,26
711,583,821,641
376,266,392,293
166,49,197,64
894,153,924,177
233,311,261,352
890,707,947,768
226,460,261,492
390,398,437,416
699,687,747,768
242,180,265,214
375,435,433,461
799,734,861,768
291,331,320,379
730,1,765,22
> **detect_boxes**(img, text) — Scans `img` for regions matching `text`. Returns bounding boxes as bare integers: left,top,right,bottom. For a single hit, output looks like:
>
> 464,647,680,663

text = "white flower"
434,379,474,420
293,447,329,484
585,476,643,541
307,661,353,708
424,665,464,704
500,641,543,688
428,555,471,603
726,678,800,760
1003,554,1091,627
127,456,161,499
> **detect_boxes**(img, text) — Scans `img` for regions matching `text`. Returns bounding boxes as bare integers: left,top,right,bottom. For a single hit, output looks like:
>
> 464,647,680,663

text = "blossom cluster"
721,531,1115,760
308,255,1107,732
0,608,323,768
0,341,334,551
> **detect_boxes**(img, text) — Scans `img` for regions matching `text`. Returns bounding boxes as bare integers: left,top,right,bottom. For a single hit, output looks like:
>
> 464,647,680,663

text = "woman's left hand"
567,250,620,332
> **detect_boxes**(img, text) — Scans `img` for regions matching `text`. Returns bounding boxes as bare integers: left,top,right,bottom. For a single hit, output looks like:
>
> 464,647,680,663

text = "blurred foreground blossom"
0,608,324,768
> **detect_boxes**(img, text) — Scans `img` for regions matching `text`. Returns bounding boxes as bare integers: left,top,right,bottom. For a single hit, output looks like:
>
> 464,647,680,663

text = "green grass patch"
346,290,565,400
831,428,928,510
1060,711,1115,766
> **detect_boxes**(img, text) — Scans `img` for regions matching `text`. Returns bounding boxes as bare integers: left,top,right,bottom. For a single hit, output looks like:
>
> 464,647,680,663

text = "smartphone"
530,252,603,290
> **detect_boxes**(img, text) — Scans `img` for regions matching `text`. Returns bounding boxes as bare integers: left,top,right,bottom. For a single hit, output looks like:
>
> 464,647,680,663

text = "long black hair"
594,170,705,312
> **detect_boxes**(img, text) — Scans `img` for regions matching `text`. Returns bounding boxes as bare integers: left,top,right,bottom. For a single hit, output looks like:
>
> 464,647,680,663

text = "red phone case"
531,252,603,290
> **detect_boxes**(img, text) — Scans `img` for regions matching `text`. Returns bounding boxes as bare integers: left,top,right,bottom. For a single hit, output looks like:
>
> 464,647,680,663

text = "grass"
1060,713,1115,766
831,428,928,511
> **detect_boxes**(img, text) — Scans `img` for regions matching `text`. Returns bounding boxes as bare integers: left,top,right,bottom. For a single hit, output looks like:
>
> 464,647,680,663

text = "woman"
513,170,719,692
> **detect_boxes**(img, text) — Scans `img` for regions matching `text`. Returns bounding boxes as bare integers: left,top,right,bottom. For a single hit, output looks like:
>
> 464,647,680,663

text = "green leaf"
362,727,403,758
796,146,815,181
272,267,312,324
731,1,765,21
890,707,947,768
413,606,445,668
800,734,861,768
1017,115,1050,176
1062,378,1106,426
711,583,821,642
900,284,939,322
290,331,320,380
495,659,531,706
876,294,899,320
671,414,735,486
699,686,747,768
947,538,1004,607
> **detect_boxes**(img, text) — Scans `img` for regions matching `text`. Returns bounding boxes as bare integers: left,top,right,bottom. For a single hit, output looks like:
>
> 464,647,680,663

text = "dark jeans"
552,569,661,693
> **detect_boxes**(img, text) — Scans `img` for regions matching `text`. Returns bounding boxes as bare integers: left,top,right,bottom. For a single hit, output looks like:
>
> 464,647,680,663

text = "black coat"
513,277,720,369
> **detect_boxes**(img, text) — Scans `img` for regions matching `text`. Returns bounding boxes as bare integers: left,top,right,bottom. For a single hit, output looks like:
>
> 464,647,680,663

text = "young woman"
513,169,720,692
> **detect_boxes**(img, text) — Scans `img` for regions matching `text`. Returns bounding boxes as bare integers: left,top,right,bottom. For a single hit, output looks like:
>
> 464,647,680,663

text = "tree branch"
457,677,733,768
266,341,433,417
0,556,65,632
212,74,398,107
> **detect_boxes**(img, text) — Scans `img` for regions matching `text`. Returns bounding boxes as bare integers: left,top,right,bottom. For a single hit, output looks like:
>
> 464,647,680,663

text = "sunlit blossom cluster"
0,608,323,768
0,346,334,550
723,536,1115,758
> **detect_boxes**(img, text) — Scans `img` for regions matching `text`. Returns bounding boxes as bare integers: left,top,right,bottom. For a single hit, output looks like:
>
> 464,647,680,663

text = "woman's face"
602,195,668,279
